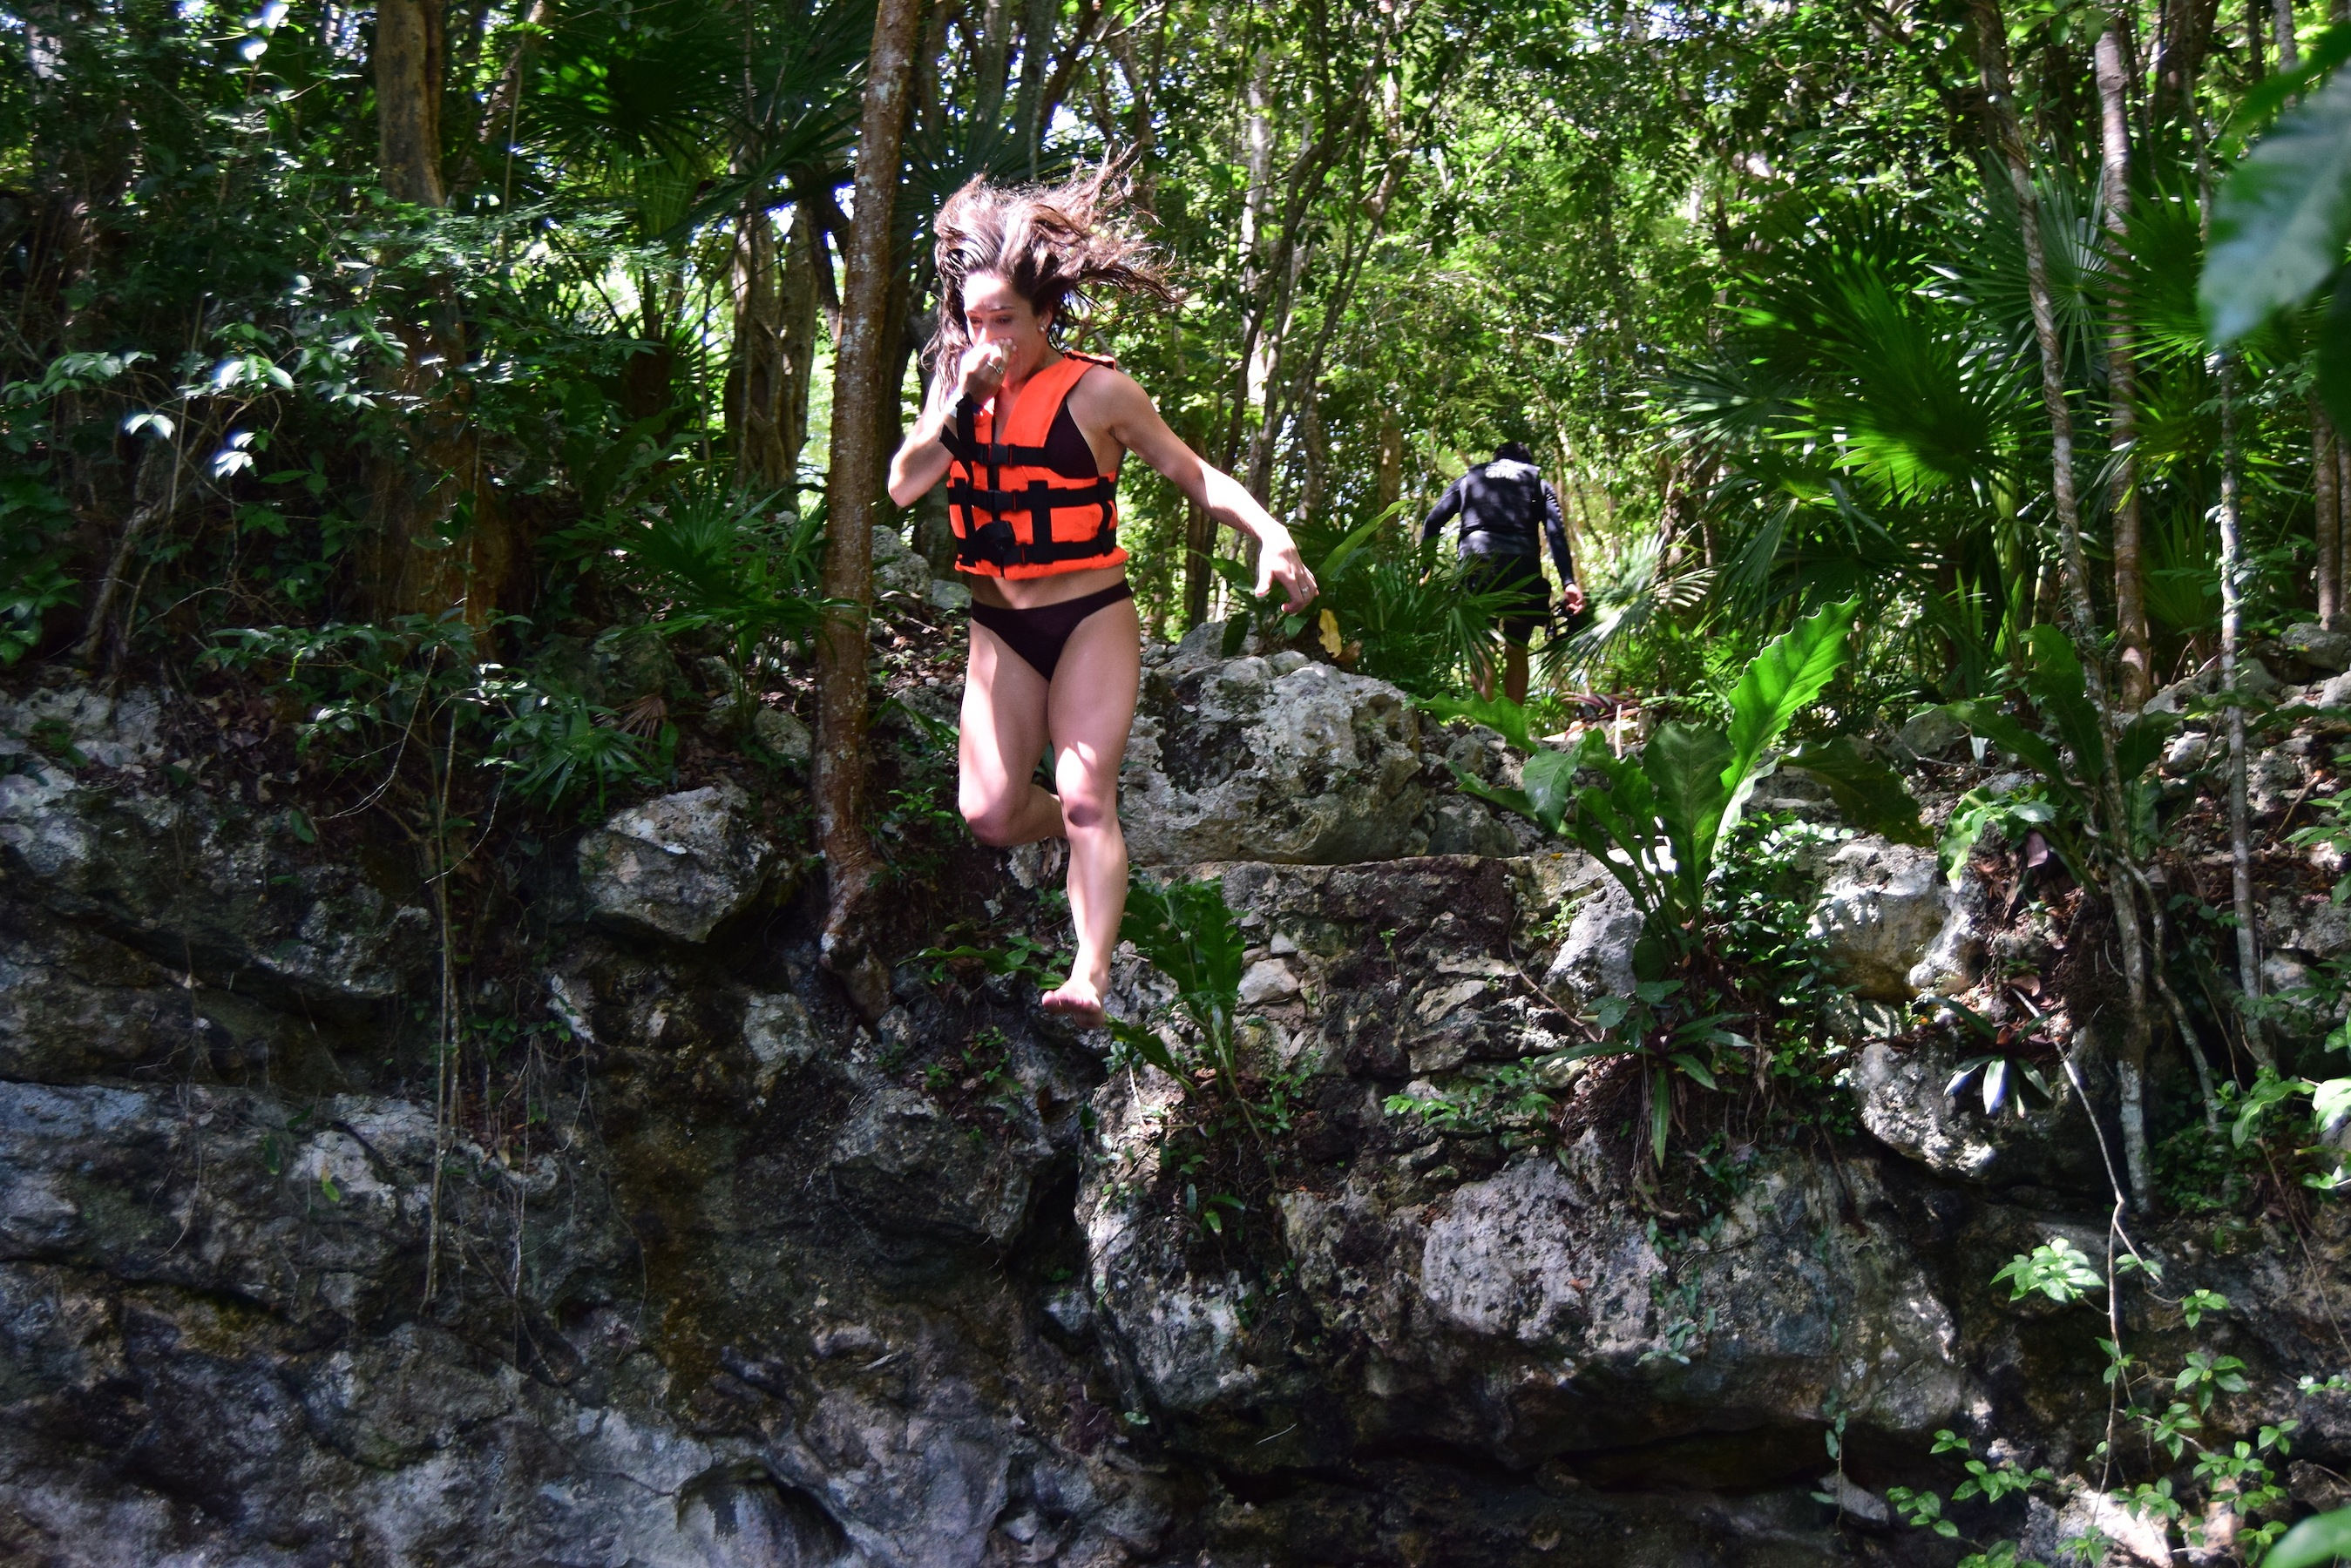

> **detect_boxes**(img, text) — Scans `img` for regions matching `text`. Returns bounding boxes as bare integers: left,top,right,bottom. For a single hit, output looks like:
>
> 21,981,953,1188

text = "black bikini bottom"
969,580,1135,680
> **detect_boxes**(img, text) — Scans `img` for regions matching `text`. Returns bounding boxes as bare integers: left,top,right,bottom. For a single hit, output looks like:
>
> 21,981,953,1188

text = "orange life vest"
944,349,1126,579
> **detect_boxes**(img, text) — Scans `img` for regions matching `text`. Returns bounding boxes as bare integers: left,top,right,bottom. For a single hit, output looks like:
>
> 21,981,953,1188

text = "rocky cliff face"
3,642,2349,1568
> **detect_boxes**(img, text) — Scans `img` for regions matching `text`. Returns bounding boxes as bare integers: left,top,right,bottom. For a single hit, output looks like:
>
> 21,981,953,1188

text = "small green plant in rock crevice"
574,483,846,728
1108,877,1252,1115
1453,599,1919,961
1433,604,1904,1167
1880,1223,2312,1565
1384,1060,1558,1146
1105,874,1310,1244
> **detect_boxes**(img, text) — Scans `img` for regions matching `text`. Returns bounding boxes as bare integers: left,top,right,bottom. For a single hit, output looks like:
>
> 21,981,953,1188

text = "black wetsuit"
1419,457,1577,644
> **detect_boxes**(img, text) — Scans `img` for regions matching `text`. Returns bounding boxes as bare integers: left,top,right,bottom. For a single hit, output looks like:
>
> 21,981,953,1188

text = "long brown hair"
928,168,1178,368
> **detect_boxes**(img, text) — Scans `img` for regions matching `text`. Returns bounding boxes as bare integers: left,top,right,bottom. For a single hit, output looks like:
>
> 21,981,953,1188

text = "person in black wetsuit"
1419,441,1583,704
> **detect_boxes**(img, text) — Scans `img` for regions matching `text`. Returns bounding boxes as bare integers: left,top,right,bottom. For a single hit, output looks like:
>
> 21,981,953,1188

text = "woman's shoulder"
1062,357,1152,421
1064,357,1151,412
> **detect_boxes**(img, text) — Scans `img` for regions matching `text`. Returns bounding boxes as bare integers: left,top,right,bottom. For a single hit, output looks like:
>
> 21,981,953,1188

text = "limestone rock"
826,1085,1047,1247
1807,835,1952,1002
742,990,820,1095
2161,728,2213,776
1894,706,1968,761
1852,1037,2100,1190
871,524,932,598
1088,1125,1975,1463
1907,865,1988,997
577,783,777,943
750,704,812,766
1120,650,1426,866
0,714,431,1008
1425,794,1519,857
1541,877,1642,1007
1237,957,1301,1005
2283,898,2351,959
926,577,972,612
2148,656,2283,713
2280,621,2351,675
0,686,167,772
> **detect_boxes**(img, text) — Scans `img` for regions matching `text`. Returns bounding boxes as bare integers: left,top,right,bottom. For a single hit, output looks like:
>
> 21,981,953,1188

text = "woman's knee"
1054,767,1119,833
960,785,1026,846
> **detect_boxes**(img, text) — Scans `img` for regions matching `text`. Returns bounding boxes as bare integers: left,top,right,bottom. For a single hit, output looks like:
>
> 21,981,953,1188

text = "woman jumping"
887,172,1318,1026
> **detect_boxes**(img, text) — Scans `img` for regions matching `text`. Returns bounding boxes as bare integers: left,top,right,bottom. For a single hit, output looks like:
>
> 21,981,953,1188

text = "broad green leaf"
2313,1076,2351,1134
2266,1504,2351,1568
1942,701,2083,808
1785,737,1929,845
1448,761,1543,827
2114,712,2173,787
2022,625,2104,775
1521,749,1578,831
2322,267,2351,437
2204,68,2351,344
1721,599,1858,841
1426,693,1536,754
1108,1019,1186,1082
1644,721,1734,916
1120,877,1245,1010
1559,730,1670,916
1669,1051,1719,1091
1315,515,1387,584
2228,23,2351,139
1562,797,1665,917
1651,1067,1671,1166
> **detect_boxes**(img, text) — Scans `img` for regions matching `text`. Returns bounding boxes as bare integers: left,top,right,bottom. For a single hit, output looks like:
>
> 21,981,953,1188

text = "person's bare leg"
1037,596,1142,1024
959,621,1063,848
1504,641,1530,706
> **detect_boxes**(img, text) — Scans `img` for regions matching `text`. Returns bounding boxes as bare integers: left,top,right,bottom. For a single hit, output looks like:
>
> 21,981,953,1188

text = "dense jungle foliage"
22,0,2351,1558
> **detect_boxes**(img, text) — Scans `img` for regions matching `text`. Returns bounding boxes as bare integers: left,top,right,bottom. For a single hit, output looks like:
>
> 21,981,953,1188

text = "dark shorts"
1462,552,1549,645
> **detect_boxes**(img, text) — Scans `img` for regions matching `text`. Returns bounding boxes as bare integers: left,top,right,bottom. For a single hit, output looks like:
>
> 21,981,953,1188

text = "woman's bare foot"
1040,971,1108,1027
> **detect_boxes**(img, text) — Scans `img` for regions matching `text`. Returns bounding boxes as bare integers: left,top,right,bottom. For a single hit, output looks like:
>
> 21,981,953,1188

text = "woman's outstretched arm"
1088,369,1318,612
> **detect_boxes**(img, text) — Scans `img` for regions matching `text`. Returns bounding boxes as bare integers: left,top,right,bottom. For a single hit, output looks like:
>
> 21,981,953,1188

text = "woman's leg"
1039,595,1142,1024
959,621,1063,848
1503,640,1531,705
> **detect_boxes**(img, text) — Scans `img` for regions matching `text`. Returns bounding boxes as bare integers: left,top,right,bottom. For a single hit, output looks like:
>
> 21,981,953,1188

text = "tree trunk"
2202,131,2275,1068
1971,0,2159,1209
2275,0,2298,65
367,0,511,630
778,205,822,490
1012,0,1056,174
732,206,786,487
2097,24,2154,708
2318,406,2341,627
816,0,925,1017
728,202,821,494
1228,47,1277,474
1377,409,1404,516
1244,233,1314,501
453,0,552,199
1033,0,1108,154
1182,468,1216,630
2338,438,2351,612
2151,0,2224,128
2219,356,2272,1067
377,0,447,208
972,0,1014,127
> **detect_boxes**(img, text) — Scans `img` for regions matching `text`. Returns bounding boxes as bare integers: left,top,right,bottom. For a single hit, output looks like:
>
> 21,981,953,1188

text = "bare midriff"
966,561,1130,610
